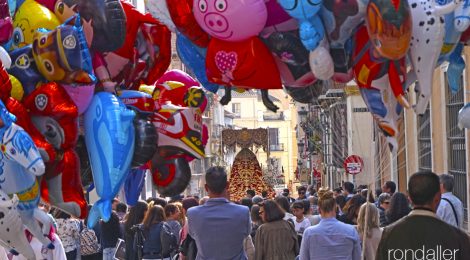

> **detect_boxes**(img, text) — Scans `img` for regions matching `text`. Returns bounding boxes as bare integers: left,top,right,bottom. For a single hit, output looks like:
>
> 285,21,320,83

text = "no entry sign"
344,155,364,175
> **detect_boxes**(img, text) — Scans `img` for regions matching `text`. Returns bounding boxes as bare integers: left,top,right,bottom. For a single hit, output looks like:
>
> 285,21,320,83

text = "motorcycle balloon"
124,168,146,206
166,0,210,47
54,0,127,53
132,116,158,168
151,156,191,197
284,81,323,104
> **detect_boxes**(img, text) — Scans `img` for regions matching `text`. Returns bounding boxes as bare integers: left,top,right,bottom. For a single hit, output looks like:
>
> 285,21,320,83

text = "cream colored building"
226,90,299,190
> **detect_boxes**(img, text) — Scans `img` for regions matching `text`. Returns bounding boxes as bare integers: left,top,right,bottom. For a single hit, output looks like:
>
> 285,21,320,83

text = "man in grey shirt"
188,166,251,260
437,174,464,229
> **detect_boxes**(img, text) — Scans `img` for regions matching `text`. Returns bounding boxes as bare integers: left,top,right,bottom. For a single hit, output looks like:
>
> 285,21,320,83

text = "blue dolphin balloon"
176,32,220,93
84,92,135,228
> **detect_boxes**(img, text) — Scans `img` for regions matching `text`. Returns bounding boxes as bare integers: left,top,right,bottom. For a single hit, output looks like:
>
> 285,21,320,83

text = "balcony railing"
263,113,285,121
270,143,284,151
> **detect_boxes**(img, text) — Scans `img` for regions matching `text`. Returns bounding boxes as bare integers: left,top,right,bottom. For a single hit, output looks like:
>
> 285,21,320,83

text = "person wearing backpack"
141,204,178,260
101,212,122,260
80,218,101,260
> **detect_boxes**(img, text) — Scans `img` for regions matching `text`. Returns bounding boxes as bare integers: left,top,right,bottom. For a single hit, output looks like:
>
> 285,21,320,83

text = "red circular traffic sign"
344,155,364,175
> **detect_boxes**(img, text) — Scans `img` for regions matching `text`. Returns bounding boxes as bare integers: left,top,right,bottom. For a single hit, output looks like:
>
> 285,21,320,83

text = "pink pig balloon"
194,0,268,42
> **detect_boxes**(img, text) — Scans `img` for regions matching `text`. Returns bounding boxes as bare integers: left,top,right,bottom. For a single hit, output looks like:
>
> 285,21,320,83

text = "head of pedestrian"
408,171,441,212
317,187,337,217
258,200,285,223
205,166,229,198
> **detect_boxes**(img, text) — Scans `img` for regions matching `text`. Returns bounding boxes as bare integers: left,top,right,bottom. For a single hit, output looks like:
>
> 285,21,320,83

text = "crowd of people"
1,167,469,259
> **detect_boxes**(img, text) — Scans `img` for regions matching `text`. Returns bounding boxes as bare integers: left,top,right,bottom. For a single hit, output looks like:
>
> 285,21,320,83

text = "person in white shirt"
290,201,311,245
9,232,66,260
437,174,464,229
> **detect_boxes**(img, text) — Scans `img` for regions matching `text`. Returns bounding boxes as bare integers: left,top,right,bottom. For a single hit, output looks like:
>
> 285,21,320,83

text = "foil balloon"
124,168,146,206
408,0,461,114
454,0,470,32
144,0,176,32
8,75,23,101
365,0,412,60
0,100,54,249
23,82,87,219
157,69,199,87
62,83,95,114
261,0,298,37
0,46,11,69
321,0,367,82
152,103,205,160
352,26,409,110
284,82,323,103
118,90,158,168
151,156,191,197
76,136,93,189
7,45,45,96
262,30,316,88
0,61,11,102
166,0,210,47
4,97,56,165
32,15,95,85
0,0,12,45
205,37,283,90
0,192,35,259
458,102,470,129
176,33,220,93
11,0,60,49
446,43,466,93
84,92,135,228
54,0,127,53
103,1,171,88
277,0,325,51
193,0,267,42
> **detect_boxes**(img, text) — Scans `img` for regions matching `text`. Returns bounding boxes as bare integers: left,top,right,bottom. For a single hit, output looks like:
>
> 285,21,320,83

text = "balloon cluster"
145,0,470,150
0,0,210,255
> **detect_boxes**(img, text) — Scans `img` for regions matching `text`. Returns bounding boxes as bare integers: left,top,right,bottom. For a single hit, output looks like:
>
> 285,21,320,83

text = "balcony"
263,112,285,121
270,143,284,151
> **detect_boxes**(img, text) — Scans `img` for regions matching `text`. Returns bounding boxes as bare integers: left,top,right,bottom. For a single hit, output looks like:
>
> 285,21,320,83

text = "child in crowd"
290,201,311,245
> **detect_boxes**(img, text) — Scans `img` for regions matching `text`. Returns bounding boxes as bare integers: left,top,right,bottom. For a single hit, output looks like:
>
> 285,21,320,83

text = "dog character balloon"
32,15,95,85
24,83,88,219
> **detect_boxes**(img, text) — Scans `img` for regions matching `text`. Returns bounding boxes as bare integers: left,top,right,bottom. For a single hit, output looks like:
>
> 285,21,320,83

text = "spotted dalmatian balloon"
0,191,35,259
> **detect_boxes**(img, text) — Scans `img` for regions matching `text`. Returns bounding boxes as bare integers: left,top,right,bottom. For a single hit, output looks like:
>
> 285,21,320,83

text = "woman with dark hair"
141,205,176,260
338,194,366,225
124,200,148,260
179,197,199,260
101,212,121,259
254,200,298,260
274,195,294,220
386,192,411,225
335,195,346,215
52,208,81,260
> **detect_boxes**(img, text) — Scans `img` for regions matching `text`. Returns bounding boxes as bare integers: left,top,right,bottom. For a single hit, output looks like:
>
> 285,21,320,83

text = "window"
268,128,279,145
417,104,432,171
445,74,467,219
232,103,241,115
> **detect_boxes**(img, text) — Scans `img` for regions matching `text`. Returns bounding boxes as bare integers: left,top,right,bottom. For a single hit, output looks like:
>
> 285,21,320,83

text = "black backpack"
180,234,197,260
160,222,178,258
132,224,146,260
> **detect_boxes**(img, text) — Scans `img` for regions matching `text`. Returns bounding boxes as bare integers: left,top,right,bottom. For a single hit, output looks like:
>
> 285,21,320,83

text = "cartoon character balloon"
407,0,461,114
0,100,53,249
84,92,135,228
54,0,127,53
7,45,45,95
31,15,95,85
11,0,60,49
24,83,88,219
